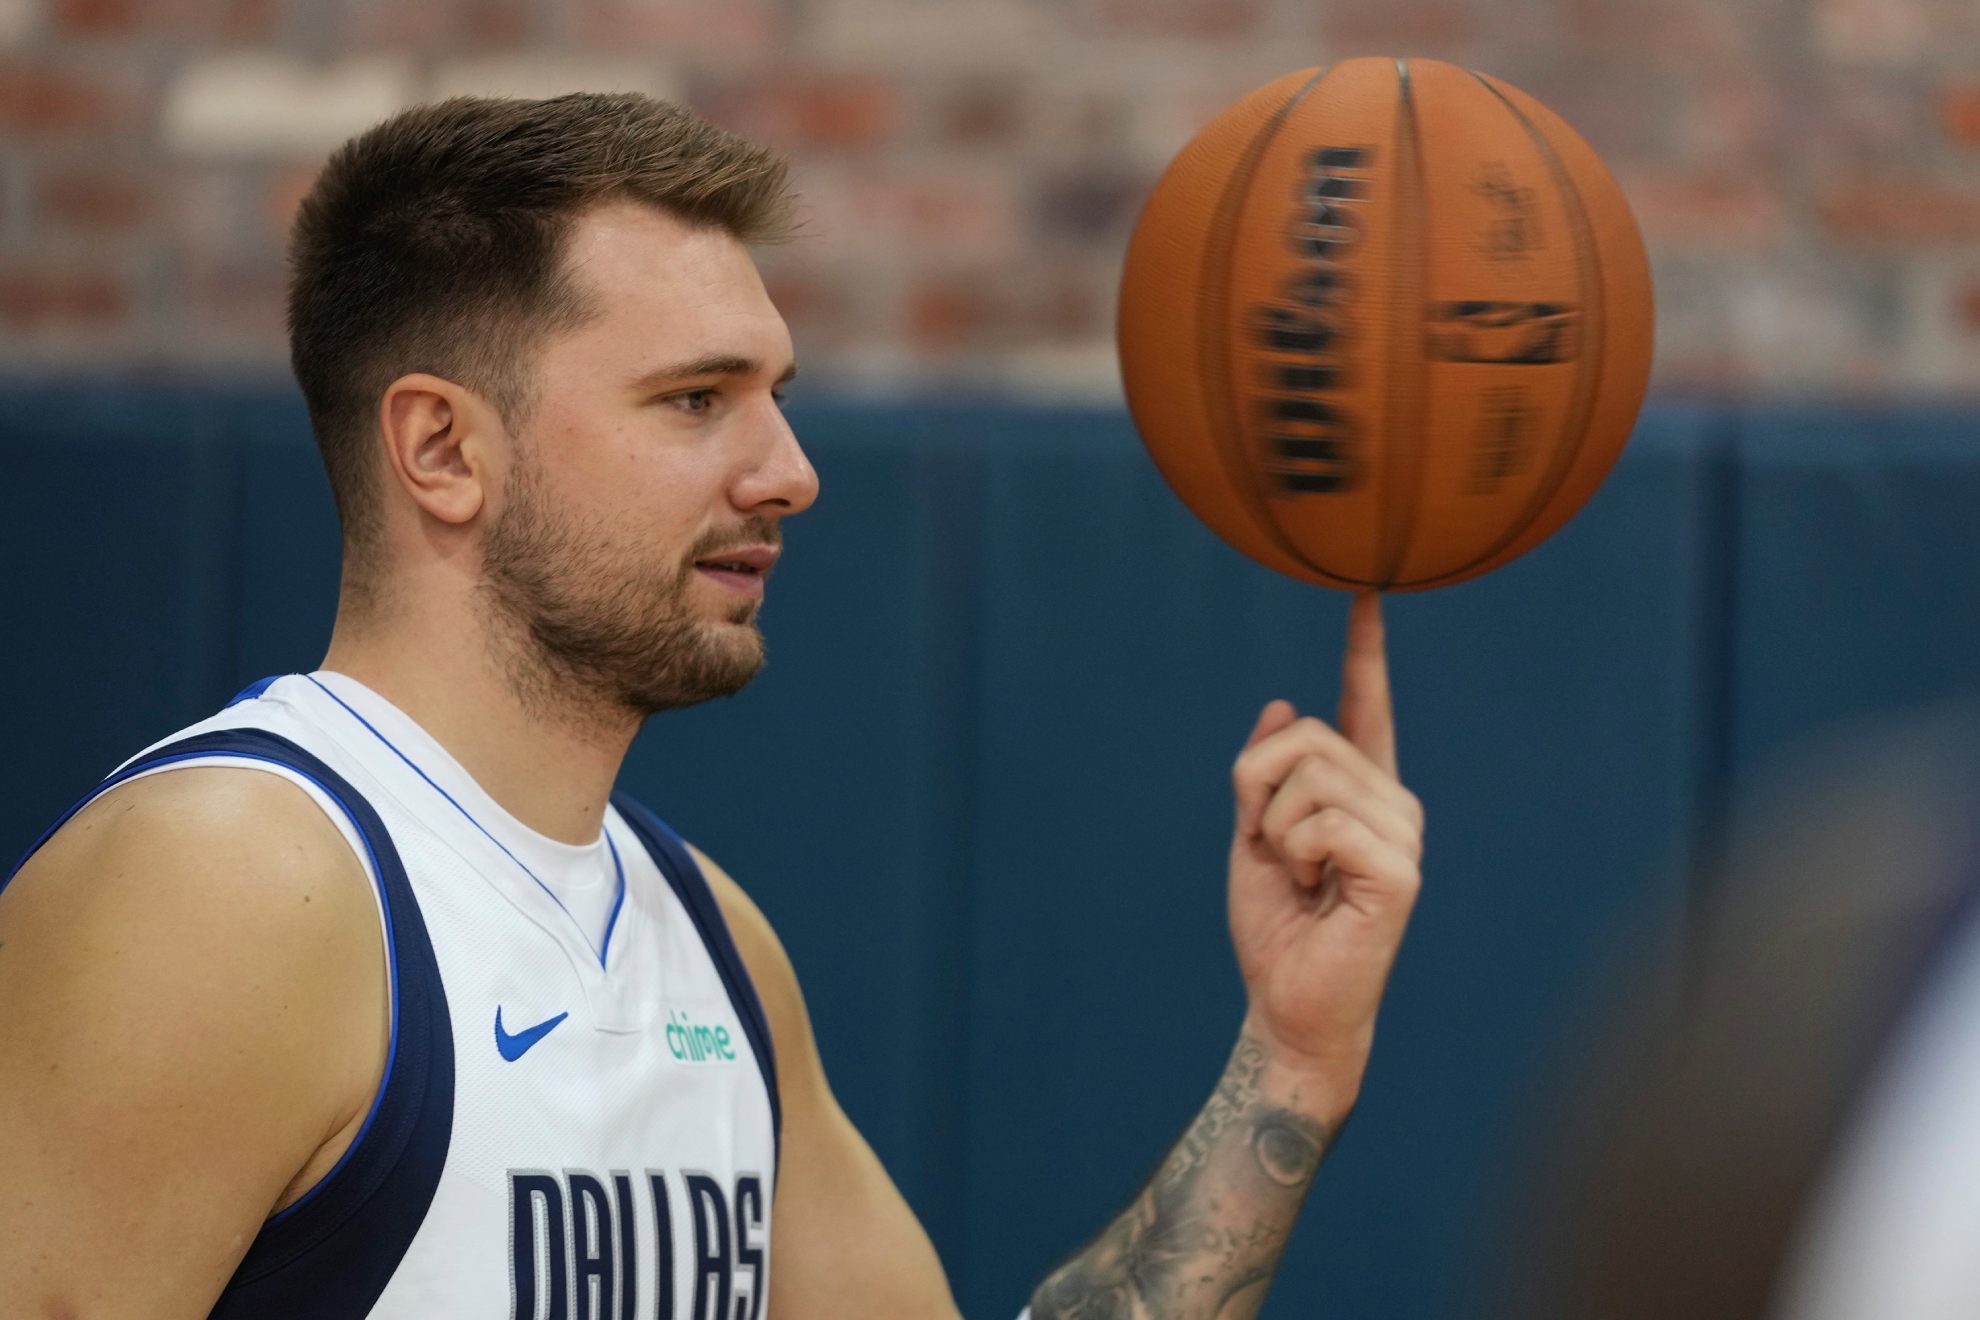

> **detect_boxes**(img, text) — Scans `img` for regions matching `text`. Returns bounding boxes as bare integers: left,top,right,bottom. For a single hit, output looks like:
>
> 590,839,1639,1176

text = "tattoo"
1029,1035,1334,1319
1253,1117,1325,1188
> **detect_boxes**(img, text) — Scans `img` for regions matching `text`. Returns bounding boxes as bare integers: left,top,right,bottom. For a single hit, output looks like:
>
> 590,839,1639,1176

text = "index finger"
1337,592,1397,777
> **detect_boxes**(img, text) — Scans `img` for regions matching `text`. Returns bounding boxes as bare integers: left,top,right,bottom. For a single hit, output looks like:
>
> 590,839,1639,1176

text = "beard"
479,455,775,720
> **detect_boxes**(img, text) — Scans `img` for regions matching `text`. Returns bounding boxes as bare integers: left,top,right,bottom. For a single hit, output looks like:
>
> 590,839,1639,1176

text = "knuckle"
1286,801,1331,840
1258,800,1291,841
1315,804,1355,832
1296,809,1352,854
1289,829,1333,863
1294,754,1336,791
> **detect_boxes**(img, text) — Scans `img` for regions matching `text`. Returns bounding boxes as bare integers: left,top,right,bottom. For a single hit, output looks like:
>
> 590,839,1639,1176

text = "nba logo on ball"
1118,57,1654,591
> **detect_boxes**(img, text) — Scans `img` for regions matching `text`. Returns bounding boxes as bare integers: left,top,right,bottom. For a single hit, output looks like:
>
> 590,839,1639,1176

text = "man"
0,94,1424,1319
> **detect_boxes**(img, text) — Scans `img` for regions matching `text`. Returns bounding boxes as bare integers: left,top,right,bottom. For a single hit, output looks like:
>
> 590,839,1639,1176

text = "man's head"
288,93,817,717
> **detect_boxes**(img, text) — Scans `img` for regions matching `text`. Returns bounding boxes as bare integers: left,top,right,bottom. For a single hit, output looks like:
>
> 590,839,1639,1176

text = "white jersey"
8,672,779,1320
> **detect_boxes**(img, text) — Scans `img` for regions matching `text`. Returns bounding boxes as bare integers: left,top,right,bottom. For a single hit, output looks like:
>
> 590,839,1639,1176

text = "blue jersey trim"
9,744,404,1224
5,729,456,1318
611,794,784,1179
305,673,624,968
225,674,281,707
601,830,629,963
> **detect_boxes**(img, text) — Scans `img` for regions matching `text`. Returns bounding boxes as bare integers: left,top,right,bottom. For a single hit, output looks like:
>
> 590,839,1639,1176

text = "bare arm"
0,769,385,1320
1029,1032,1337,1319
1035,595,1422,1320
695,845,963,1320
695,598,1420,1320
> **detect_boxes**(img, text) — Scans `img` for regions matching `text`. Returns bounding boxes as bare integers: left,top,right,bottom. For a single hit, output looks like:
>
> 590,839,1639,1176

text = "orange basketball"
1118,58,1654,591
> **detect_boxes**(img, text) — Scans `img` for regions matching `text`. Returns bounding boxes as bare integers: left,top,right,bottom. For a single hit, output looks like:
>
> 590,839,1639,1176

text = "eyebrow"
629,354,799,393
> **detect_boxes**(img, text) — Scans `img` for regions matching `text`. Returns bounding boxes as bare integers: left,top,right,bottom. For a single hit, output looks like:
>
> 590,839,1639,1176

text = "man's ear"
376,373,499,528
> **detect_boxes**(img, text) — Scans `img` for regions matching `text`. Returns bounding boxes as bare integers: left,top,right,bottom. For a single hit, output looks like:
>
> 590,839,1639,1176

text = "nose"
733,398,819,518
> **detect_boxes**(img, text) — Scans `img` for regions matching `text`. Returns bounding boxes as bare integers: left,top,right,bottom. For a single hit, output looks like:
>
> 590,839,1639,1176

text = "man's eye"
671,390,716,414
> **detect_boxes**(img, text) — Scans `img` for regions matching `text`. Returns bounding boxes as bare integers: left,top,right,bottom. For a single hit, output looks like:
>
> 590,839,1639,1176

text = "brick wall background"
0,0,1976,399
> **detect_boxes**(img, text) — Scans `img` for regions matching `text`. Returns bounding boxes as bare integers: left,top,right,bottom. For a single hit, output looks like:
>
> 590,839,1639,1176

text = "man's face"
480,201,817,717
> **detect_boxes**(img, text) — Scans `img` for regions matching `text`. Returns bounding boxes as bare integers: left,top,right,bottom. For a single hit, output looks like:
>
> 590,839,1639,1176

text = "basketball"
1118,58,1655,591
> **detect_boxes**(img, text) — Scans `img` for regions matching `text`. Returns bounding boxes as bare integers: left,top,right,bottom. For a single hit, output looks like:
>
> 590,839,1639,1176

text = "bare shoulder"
687,843,781,955
0,765,387,1314
680,856,960,1316
681,842,838,1116
0,764,384,1103
5,764,377,956
685,841,803,1024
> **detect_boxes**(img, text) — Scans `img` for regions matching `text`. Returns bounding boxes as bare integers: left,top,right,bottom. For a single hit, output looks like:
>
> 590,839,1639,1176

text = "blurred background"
3,2,1979,1318
2,0,1978,392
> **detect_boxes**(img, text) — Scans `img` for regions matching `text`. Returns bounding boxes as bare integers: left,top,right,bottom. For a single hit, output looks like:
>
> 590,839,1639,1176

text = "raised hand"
1030,597,1425,1320
1227,592,1424,1119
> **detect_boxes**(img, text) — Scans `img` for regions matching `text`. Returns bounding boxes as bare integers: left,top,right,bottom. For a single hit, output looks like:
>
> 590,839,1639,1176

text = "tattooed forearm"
1029,1035,1335,1320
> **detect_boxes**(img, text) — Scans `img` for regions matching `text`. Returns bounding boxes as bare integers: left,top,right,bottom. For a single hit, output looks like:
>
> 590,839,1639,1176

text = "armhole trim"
6,728,457,1318
611,792,784,1182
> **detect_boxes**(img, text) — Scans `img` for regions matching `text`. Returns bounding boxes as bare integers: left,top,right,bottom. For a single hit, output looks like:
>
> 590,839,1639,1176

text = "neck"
320,587,640,846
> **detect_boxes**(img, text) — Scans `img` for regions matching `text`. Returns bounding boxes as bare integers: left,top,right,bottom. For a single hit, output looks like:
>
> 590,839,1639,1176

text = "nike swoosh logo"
495,1007,569,1062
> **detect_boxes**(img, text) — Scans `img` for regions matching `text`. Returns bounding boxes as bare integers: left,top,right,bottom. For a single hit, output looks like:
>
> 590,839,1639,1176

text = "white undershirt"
308,670,624,955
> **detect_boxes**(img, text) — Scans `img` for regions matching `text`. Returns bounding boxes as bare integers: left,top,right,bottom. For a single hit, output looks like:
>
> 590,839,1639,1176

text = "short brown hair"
287,92,793,558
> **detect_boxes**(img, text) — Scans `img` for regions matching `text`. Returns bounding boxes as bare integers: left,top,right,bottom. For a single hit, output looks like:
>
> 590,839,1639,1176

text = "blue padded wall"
1728,406,1980,777
950,406,1718,1317
1,387,1976,1318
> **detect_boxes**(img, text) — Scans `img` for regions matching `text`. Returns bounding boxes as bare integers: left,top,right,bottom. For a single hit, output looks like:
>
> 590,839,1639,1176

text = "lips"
691,544,778,576
692,543,778,598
